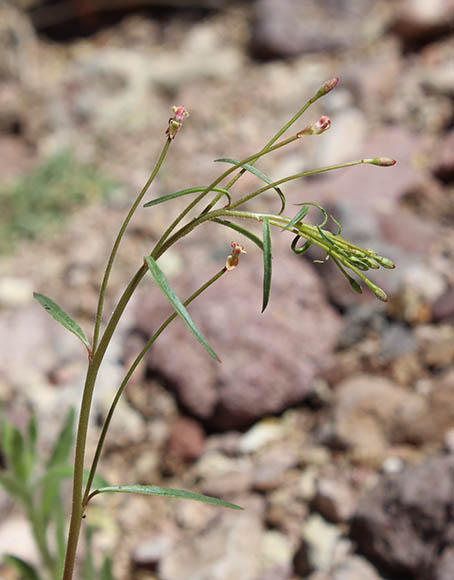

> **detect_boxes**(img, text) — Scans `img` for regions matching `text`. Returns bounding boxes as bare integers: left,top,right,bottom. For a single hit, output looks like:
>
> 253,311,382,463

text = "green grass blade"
283,205,309,232
3,555,41,580
215,158,286,214
213,219,264,250
144,256,220,362
33,293,90,351
144,187,231,208
0,472,29,503
100,556,114,580
90,484,243,510
262,217,272,312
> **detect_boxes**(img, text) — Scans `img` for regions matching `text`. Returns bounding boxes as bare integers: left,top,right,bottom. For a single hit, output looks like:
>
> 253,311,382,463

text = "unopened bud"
226,241,247,271
374,255,396,269
365,157,397,167
365,280,388,302
321,77,339,95
297,115,331,137
165,105,189,140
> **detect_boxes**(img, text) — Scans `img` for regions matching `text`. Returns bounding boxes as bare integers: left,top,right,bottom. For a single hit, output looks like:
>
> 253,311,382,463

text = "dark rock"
432,129,454,183
138,235,341,429
250,0,374,59
350,455,454,579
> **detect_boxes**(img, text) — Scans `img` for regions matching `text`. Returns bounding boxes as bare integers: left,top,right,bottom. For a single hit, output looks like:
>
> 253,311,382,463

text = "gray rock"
159,495,264,580
138,236,341,429
251,0,375,59
350,455,454,579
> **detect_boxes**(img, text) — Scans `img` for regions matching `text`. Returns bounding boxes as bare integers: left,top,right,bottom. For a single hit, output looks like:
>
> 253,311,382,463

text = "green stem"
82,267,227,507
152,136,297,257
92,138,171,352
229,158,373,210
223,81,327,192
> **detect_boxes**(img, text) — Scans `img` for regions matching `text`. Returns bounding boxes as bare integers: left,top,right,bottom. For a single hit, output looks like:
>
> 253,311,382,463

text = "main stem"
63,140,171,580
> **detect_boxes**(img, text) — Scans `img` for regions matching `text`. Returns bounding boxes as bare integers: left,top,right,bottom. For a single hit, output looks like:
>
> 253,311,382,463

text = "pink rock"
136,235,342,429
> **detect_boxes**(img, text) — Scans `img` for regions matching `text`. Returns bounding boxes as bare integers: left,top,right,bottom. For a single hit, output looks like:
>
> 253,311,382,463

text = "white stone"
302,514,341,571
239,419,285,453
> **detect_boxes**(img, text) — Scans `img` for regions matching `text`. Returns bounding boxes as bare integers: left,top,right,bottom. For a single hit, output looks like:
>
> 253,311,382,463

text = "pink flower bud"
225,242,247,271
322,77,339,94
297,115,331,137
165,105,189,140
366,157,397,167
314,115,331,133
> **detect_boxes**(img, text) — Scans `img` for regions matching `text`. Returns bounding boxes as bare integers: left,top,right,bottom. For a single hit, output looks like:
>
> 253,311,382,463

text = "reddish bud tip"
322,77,339,94
297,115,331,137
367,157,397,167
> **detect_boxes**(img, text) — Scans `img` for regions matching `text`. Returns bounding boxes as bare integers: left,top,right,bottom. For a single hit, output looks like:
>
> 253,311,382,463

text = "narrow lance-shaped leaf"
144,256,220,362
89,484,243,510
262,217,272,313
144,186,231,208
33,293,90,352
283,204,309,232
215,158,286,214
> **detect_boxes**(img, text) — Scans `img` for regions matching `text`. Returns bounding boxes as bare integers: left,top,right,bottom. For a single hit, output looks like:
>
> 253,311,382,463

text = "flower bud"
365,157,397,167
365,280,388,302
321,77,339,95
165,105,189,140
297,115,331,137
226,242,247,271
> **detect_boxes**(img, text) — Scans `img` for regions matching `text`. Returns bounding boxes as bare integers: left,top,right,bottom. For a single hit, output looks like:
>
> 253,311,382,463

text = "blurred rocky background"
0,0,453,579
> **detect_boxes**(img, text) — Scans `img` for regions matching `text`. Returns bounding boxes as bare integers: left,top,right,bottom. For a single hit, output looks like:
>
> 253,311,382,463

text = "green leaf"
82,527,95,580
144,187,231,208
0,472,29,503
100,556,114,580
262,218,272,313
144,256,220,362
33,293,90,352
90,484,243,510
10,427,28,482
3,555,41,580
291,235,312,255
46,408,75,469
215,158,286,214
283,205,309,232
0,416,15,468
213,219,264,250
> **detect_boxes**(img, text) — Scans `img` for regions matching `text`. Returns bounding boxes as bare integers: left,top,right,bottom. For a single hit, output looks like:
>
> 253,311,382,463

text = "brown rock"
331,375,426,463
350,455,454,580
166,416,205,463
138,235,341,429
312,475,358,523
